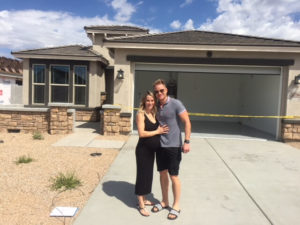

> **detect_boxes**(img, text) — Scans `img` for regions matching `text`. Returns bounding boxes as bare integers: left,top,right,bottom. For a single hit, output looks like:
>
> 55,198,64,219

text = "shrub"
50,172,82,191
16,155,34,165
32,131,44,140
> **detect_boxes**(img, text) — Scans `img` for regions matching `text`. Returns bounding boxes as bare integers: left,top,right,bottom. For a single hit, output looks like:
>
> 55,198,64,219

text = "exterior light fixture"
117,69,124,79
295,74,300,84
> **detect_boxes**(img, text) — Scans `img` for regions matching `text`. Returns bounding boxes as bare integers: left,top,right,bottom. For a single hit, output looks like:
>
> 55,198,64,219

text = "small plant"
15,155,34,165
32,131,44,140
50,172,82,191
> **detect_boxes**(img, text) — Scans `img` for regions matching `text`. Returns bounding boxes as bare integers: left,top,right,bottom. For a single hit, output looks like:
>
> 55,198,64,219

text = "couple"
135,79,191,220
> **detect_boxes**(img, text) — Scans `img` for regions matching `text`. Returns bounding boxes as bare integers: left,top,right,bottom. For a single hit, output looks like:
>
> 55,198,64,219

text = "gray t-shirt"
157,97,186,147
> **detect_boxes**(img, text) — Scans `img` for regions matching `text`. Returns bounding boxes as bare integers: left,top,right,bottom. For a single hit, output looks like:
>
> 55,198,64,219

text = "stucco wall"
89,61,105,108
113,49,134,112
286,54,300,117
92,35,115,66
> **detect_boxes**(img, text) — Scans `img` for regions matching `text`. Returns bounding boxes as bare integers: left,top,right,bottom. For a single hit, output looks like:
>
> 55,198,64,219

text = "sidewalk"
73,135,300,225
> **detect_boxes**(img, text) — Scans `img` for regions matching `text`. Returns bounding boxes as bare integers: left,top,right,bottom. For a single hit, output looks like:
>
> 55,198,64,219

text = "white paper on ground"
50,207,79,217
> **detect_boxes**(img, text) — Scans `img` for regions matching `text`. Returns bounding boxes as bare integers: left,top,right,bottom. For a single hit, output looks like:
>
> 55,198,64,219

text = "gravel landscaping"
0,132,123,225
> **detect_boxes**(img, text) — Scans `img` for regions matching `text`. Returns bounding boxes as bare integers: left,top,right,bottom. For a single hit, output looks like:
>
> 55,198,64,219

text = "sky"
1,0,300,58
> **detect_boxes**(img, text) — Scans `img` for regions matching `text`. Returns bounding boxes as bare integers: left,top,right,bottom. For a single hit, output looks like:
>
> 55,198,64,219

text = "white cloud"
184,19,195,30
180,0,194,8
111,0,136,22
170,20,182,29
199,0,300,41
0,10,117,52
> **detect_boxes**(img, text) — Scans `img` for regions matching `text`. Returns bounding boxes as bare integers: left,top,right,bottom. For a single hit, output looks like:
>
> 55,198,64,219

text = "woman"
135,91,169,217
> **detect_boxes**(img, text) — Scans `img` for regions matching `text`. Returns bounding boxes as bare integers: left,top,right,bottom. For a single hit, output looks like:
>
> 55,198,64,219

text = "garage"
133,63,282,140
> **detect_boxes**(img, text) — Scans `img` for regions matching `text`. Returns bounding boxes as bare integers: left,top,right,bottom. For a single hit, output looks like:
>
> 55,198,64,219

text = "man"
151,79,191,220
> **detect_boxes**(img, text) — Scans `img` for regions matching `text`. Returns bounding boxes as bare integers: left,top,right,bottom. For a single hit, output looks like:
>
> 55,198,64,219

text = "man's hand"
182,143,190,153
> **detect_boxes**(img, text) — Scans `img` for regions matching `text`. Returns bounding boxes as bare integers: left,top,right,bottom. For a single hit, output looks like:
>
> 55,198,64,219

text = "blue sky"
1,0,300,58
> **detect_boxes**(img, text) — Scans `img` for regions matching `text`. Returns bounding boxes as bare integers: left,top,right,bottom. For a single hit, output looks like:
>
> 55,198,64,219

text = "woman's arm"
136,112,168,138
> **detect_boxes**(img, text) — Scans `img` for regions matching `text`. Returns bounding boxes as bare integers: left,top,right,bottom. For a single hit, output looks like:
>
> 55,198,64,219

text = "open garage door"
134,64,282,140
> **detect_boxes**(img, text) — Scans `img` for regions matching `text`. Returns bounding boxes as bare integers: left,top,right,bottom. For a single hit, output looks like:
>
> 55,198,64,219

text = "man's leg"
160,169,169,207
169,175,181,219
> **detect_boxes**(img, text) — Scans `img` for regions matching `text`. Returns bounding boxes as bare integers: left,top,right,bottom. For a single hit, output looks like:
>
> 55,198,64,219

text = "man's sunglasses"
154,89,165,94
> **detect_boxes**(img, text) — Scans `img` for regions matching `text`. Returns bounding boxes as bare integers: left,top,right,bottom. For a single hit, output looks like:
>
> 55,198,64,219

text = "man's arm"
179,110,191,153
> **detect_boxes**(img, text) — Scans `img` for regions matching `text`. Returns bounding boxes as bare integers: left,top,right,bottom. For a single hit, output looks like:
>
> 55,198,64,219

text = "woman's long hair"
138,91,157,116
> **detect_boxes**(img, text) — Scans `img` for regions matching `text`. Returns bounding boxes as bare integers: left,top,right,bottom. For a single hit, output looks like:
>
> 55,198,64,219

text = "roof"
105,30,300,47
0,57,22,78
84,25,149,33
12,45,108,65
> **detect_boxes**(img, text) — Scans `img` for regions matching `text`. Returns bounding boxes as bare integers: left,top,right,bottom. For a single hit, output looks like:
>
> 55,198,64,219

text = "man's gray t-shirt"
157,97,186,147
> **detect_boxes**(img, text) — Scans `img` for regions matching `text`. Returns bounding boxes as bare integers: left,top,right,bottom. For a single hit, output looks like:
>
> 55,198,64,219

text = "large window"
32,65,45,104
31,62,89,106
74,66,87,105
50,65,69,103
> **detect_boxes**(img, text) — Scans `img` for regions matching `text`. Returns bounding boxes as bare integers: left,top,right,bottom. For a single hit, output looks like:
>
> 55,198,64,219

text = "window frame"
49,64,70,103
32,64,46,105
73,65,88,106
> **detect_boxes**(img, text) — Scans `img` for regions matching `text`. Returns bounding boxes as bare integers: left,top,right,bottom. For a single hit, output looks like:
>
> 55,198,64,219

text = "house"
0,57,23,105
11,25,300,140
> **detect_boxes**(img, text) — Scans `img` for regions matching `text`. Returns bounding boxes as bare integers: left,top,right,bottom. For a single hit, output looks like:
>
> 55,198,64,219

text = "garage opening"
133,64,282,140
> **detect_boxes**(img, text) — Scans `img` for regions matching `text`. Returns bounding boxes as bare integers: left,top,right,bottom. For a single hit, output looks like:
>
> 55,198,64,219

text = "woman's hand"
157,125,169,134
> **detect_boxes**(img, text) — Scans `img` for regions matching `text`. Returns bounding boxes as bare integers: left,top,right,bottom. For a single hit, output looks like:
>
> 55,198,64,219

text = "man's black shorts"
156,147,182,176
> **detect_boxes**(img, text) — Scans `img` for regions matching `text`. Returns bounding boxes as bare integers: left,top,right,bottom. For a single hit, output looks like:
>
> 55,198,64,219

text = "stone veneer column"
119,112,132,135
100,104,121,135
282,119,300,141
49,103,74,135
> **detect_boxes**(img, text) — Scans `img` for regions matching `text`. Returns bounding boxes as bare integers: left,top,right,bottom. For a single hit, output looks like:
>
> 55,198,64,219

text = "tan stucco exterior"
89,61,105,107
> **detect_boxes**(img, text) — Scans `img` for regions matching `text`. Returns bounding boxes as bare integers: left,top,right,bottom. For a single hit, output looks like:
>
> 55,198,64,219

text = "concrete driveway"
73,135,300,225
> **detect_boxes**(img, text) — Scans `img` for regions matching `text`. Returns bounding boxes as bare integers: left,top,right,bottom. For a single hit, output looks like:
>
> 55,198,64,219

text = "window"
32,65,45,104
74,66,87,105
50,65,69,103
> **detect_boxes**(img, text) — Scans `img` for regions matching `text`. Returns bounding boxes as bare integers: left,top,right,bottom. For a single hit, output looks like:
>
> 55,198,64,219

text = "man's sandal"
137,206,150,217
143,200,154,206
151,203,169,213
167,208,181,220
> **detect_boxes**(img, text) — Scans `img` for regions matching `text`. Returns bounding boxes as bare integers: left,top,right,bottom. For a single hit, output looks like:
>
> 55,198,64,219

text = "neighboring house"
0,57,23,105
12,25,300,140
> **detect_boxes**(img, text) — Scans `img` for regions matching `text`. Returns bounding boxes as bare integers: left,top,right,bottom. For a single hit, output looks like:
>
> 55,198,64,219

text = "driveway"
73,135,300,225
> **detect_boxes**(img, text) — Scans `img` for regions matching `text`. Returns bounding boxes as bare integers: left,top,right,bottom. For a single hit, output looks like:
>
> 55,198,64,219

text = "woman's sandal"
151,203,169,213
167,208,181,220
137,206,150,217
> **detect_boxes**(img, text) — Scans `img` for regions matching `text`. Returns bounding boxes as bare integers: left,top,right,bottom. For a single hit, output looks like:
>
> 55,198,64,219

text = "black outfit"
156,147,182,176
135,114,160,195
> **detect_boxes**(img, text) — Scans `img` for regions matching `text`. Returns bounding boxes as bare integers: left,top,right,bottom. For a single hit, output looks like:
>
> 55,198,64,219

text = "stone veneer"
0,107,49,133
75,109,100,122
282,119,300,141
49,104,74,134
0,104,132,136
100,104,132,135
0,105,74,134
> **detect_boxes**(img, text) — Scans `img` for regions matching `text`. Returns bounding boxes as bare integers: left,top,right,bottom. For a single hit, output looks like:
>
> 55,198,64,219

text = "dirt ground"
0,132,125,225
285,141,300,150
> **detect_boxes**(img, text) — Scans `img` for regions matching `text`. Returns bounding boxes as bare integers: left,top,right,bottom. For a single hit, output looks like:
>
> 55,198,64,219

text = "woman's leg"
137,195,150,216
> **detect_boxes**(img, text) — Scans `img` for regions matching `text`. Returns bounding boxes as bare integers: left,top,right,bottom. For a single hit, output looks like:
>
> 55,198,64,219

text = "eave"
103,42,300,53
12,53,109,65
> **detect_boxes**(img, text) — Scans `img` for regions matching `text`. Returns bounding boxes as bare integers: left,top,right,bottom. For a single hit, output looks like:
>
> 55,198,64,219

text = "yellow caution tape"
112,104,300,119
188,112,300,119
